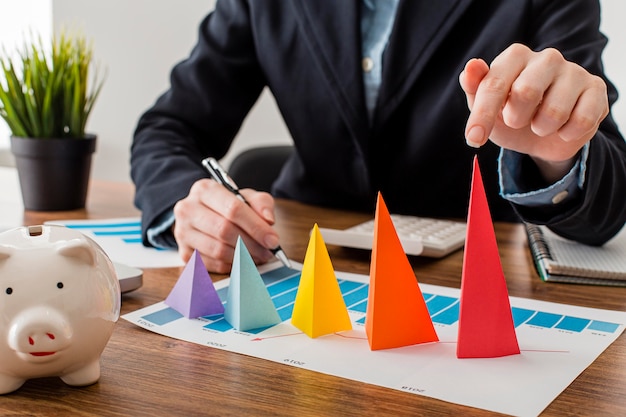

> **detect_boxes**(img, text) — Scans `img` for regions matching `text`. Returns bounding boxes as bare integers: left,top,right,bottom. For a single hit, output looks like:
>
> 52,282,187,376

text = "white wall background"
598,1,626,132
1,0,625,183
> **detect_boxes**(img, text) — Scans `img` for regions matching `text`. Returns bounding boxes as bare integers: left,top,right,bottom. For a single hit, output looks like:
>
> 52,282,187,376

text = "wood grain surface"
2,181,624,416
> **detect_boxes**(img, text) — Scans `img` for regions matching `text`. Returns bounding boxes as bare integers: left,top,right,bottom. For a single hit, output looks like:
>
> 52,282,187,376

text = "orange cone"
365,193,438,350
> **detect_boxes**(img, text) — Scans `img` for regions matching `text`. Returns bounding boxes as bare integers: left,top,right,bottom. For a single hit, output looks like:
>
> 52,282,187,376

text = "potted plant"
0,31,105,210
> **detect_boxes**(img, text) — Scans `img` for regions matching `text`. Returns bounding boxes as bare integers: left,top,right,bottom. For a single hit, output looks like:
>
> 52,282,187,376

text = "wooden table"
3,181,626,416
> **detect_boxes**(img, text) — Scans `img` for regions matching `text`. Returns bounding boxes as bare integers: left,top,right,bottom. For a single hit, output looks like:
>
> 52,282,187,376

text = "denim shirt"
147,0,585,249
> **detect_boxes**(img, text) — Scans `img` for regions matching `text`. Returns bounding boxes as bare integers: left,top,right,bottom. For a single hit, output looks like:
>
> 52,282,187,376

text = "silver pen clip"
202,157,245,202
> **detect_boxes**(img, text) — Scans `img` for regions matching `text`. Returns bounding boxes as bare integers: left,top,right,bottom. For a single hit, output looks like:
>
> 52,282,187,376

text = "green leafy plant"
0,31,105,138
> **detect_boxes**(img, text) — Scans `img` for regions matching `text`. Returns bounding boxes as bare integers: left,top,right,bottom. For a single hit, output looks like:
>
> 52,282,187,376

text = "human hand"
459,43,609,182
172,178,279,273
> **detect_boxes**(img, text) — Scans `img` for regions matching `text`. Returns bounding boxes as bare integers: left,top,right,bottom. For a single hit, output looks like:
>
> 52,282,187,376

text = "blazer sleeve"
509,0,626,245
131,0,266,245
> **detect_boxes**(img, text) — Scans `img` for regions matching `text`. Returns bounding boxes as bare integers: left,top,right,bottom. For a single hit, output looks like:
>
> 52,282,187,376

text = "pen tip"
274,249,292,269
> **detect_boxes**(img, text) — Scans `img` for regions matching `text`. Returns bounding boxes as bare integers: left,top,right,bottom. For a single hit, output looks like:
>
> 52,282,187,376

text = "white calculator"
318,215,467,258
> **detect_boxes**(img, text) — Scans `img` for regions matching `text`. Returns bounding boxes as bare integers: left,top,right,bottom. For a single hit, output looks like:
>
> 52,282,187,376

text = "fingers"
501,49,558,131
210,186,278,250
176,225,234,274
459,58,489,111
504,48,605,142
461,44,609,153
173,179,279,273
463,45,529,147
542,73,608,142
241,188,276,225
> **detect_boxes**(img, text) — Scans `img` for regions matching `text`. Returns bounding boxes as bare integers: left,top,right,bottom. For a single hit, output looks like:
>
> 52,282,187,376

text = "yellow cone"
291,224,352,338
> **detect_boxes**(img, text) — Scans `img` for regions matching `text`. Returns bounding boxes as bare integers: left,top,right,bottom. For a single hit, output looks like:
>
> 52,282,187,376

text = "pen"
201,157,292,269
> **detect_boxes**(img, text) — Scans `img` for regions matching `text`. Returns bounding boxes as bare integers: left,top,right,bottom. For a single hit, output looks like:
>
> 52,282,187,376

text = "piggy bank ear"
0,246,13,260
56,239,96,266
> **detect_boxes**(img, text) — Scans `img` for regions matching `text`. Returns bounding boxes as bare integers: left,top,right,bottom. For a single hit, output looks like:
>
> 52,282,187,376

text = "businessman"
132,0,626,273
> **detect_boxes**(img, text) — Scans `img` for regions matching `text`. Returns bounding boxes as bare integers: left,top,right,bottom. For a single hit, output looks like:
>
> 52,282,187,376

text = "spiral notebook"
525,223,626,286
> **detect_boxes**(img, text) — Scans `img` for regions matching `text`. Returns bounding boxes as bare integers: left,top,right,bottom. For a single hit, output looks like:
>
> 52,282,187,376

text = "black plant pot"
10,135,96,211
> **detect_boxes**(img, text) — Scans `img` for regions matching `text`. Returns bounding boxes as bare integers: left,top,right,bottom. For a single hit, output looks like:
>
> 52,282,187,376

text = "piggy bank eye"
57,282,64,289
5,287,12,295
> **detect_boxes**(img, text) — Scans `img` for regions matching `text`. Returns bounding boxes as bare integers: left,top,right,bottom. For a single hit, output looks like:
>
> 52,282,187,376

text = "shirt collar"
363,0,375,11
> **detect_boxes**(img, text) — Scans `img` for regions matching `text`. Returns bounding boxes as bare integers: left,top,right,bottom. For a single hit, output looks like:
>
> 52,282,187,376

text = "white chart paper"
123,263,626,416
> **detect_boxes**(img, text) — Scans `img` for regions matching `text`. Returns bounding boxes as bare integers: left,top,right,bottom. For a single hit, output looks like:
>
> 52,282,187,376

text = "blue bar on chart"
139,270,621,336
142,307,183,326
62,220,143,244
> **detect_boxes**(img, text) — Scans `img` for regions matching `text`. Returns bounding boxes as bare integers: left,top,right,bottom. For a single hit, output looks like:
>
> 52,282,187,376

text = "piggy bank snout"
8,307,72,361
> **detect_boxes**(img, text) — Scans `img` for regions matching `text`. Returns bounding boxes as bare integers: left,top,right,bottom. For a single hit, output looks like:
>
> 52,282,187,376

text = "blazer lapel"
291,0,370,139
376,0,473,124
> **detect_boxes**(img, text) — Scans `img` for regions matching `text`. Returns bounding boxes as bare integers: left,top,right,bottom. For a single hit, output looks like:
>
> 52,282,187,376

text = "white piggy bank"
0,225,121,394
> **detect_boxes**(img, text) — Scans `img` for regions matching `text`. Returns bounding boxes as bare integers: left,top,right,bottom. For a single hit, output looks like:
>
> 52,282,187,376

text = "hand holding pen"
201,157,292,269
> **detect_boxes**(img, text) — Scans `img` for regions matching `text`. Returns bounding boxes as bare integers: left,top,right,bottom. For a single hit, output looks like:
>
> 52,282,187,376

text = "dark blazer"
132,0,626,246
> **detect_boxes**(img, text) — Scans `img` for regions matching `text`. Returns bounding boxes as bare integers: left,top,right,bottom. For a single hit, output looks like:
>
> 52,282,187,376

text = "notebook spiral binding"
525,223,553,261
